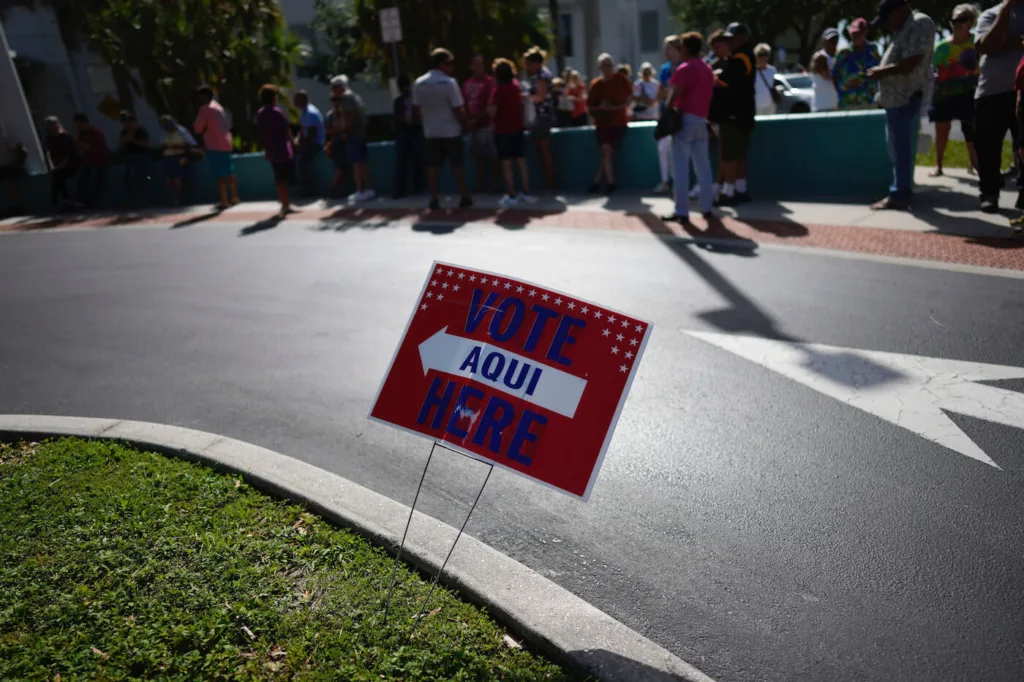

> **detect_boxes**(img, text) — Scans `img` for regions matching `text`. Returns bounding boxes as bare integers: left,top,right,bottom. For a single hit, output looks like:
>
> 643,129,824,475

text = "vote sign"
369,262,652,500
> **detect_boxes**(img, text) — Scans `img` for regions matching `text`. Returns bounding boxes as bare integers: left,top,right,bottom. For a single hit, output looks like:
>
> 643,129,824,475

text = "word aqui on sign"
370,262,653,500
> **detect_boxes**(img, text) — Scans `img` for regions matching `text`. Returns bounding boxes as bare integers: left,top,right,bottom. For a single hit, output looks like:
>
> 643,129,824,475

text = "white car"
773,73,814,114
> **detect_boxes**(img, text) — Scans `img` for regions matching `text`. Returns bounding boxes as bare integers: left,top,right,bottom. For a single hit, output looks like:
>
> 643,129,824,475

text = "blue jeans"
884,95,922,203
123,154,150,206
394,129,424,197
296,143,322,197
76,164,106,207
672,113,714,215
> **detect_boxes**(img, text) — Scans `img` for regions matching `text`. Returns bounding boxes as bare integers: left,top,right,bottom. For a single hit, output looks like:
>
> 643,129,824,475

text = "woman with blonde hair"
522,46,556,190
753,43,778,116
563,69,588,126
633,62,661,121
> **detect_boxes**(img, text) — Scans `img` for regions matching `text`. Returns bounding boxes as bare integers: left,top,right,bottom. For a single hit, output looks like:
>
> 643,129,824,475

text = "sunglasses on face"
952,16,971,24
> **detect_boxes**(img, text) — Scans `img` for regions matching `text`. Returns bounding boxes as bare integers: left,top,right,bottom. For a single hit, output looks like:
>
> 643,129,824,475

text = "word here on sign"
369,263,652,500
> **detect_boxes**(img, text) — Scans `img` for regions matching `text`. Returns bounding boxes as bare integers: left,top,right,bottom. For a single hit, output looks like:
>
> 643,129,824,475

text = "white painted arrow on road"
419,327,587,418
688,331,1024,469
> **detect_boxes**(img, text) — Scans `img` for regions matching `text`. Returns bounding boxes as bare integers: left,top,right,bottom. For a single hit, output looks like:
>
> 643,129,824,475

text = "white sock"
712,183,721,196
722,183,735,197
736,179,747,193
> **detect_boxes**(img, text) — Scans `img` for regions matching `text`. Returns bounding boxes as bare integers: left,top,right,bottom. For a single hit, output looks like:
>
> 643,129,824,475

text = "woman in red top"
563,69,588,126
587,53,632,194
489,58,538,208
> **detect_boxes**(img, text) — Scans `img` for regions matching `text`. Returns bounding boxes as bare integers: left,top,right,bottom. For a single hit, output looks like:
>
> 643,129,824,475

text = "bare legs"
931,121,950,176
275,181,290,218
592,144,615,186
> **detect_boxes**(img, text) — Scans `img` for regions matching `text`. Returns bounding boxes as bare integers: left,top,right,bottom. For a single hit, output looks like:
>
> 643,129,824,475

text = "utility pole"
549,0,564,74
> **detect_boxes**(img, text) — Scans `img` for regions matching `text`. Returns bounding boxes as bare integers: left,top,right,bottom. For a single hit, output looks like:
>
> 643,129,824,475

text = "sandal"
661,213,691,224
928,168,943,177
871,197,909,211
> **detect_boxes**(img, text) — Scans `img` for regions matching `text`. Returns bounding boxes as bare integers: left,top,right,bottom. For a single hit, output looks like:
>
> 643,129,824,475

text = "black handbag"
654,107,682,140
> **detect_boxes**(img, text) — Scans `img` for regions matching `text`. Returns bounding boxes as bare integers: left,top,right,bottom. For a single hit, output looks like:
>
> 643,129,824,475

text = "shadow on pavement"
238,216,283,236
661,237,904,389
171,210,222,229
313,202,569,234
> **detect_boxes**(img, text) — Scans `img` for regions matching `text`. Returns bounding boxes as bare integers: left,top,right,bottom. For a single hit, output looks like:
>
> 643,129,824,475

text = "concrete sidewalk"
2,167,1014,236
3,166,1022,272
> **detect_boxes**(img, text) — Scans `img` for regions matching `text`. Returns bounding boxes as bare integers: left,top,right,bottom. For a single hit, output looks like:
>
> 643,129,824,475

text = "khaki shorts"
719,120,752,162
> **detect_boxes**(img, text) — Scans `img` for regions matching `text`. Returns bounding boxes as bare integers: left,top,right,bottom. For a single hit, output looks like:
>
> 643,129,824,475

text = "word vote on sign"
369,262,652,500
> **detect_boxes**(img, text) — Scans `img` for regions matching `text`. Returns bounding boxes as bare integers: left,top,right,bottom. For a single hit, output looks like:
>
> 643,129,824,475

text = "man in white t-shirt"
812,28,840,111
413,47,471,210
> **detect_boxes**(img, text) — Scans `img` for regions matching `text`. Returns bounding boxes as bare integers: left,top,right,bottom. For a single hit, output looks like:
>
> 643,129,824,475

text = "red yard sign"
369,262,652,500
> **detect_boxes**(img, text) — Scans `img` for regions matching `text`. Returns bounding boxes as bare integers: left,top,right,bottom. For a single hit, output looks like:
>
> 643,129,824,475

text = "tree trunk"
112,65,135,112
549,0,563,74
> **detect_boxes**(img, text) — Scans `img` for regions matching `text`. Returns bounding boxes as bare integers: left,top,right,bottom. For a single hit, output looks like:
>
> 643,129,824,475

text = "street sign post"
372,261,652,625
379,6,403,43
370,261,653,501
379,7,402,80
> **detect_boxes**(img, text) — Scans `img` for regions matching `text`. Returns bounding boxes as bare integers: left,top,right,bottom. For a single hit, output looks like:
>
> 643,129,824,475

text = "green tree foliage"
670,0,971,66
1,0,298,149
341,0,551,80
311,0,380,82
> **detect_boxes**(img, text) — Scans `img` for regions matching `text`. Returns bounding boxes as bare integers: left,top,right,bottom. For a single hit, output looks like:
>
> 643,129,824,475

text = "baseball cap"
872,0,908,27
848,17,869,33
822,28,839,41
723,22,748,38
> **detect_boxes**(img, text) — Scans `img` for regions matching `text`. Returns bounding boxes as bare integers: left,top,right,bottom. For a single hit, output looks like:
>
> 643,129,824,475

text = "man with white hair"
329,74,375,201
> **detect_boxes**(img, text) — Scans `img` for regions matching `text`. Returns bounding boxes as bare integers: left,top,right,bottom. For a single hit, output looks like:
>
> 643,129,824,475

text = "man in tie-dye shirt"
832,17,883,109
927,3,980,176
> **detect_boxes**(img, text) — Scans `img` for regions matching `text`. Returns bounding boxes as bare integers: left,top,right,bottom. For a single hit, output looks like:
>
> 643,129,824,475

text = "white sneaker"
498,194,518,208
653,181,671,194
516,192,538,204
359,189,376,201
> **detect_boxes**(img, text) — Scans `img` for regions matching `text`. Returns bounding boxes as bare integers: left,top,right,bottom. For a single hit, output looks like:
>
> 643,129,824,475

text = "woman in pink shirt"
194,85,240,209
662,32,715,223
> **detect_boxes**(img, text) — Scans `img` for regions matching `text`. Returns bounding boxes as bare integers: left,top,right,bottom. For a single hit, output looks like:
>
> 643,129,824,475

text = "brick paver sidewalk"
3,203,1023,271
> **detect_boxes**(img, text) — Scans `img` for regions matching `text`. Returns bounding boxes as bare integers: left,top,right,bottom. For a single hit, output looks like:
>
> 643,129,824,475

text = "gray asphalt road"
2,219,1024,681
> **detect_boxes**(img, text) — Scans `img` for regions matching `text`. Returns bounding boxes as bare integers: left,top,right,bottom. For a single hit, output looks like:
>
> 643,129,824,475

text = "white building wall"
2,4,159,148
534,0,674,80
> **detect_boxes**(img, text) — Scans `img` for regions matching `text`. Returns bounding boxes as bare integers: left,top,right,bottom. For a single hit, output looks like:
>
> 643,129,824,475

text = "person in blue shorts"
656,34,682,193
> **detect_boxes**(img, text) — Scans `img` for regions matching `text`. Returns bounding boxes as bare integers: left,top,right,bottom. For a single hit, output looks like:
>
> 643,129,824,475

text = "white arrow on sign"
418,327,587,418
687,331,1024,469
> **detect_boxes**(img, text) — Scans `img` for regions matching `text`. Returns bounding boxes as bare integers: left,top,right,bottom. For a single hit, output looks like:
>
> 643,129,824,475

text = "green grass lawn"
917,139,1014,170
0,439,580,681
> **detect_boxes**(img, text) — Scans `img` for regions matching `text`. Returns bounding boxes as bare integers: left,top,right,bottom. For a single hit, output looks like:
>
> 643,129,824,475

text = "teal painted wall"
6,111,893,214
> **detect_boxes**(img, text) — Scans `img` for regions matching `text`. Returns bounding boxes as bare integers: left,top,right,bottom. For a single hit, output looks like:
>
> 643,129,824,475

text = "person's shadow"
239,215,283,236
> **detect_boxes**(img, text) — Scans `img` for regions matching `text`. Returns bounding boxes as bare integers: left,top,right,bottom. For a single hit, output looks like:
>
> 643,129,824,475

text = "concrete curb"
0,415,714,682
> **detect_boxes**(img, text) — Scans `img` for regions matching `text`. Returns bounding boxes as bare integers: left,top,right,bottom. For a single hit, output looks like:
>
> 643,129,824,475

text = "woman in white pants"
654,35,682,193
661,32,716,222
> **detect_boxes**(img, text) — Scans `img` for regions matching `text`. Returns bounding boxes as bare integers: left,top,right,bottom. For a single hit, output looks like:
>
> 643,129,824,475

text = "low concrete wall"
7,110,892,213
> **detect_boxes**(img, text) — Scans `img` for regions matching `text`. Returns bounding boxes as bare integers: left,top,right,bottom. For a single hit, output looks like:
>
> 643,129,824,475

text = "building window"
639,10,660,53
560,13,574,57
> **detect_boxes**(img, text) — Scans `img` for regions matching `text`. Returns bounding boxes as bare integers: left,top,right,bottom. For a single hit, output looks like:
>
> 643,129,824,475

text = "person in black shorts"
412,48,471,210
489,58,539,207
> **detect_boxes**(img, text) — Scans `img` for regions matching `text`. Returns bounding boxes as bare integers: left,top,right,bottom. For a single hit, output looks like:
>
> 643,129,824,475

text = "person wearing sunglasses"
832,18,883,110
928,4,980,177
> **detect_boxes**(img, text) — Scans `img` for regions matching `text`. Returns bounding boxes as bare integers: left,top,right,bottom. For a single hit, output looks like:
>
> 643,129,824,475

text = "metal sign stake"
381,441,436,623
408,463,493,636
